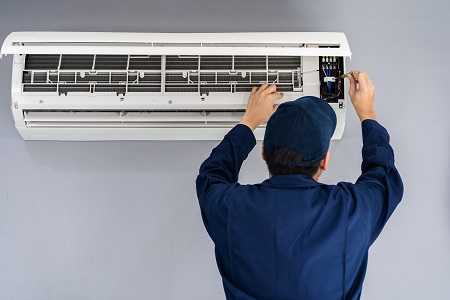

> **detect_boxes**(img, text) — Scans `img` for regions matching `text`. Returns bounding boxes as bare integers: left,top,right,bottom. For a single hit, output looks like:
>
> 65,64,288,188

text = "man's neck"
268,173,320,182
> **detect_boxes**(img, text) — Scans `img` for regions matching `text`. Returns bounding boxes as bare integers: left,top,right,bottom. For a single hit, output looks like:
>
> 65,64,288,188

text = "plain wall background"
0,0,449,299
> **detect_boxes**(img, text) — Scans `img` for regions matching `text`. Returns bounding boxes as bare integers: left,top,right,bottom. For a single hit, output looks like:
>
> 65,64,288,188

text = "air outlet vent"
23,110,248,128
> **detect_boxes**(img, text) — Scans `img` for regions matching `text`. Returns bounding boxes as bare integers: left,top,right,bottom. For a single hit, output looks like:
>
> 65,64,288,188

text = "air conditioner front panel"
2,32,351,141
1,32,352,57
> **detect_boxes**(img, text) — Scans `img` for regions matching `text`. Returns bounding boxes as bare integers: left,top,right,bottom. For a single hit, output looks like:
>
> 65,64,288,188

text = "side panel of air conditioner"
1,32,351,141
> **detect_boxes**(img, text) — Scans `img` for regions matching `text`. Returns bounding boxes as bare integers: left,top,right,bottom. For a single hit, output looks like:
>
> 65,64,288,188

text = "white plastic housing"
1,32,351,141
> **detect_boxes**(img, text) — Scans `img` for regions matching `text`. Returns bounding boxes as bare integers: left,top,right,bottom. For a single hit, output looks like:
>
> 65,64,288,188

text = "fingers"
261,84,277,95
353,71,374,92
251,83,283,104
352,70,360,82
241,84,284,130
353,70,367,88
256,82,269,94
348,70,372,96
255,82,280,95
359,72,374,91
269,91,284,101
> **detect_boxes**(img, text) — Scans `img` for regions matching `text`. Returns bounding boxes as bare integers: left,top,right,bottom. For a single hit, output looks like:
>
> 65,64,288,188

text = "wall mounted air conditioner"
1,32,351,141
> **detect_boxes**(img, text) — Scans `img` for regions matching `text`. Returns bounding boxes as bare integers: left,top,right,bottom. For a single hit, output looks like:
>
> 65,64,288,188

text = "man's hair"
265,146,321,177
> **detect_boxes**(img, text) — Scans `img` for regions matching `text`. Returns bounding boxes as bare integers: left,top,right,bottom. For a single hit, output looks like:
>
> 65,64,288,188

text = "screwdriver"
337,71,354,80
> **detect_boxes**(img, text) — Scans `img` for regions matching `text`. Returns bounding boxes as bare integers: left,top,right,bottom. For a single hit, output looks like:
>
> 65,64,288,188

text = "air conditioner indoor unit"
1,32,351,141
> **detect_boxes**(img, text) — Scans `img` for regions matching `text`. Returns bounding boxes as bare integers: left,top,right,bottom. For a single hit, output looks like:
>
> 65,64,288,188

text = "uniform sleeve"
195,124,256,240
354,120,404,244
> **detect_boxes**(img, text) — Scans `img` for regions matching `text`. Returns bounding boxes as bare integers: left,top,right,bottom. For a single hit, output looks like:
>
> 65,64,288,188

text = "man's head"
263,96,337,179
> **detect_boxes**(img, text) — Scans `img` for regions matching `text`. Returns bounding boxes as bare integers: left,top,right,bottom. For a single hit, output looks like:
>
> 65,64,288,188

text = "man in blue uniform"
196,71,404,300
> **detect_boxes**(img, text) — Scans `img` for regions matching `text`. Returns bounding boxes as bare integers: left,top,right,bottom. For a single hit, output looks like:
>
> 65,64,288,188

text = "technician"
196,71,403,299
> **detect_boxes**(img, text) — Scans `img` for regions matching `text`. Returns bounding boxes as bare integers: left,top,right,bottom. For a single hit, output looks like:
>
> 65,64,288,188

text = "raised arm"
196,83,283,187
195,84,283,238
347,71,404,243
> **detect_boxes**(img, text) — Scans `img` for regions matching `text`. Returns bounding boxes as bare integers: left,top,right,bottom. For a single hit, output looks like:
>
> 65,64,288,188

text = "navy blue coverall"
196,120,404,300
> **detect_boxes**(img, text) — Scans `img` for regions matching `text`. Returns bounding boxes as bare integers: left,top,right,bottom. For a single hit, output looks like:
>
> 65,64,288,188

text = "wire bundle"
326,67,332,92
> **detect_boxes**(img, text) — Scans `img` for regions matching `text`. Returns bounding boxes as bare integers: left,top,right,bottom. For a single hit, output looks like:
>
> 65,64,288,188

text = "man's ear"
262,141,266,161
320,151,330,171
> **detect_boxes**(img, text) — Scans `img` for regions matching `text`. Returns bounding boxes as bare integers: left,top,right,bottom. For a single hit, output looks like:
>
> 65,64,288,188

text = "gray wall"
1,0,449,299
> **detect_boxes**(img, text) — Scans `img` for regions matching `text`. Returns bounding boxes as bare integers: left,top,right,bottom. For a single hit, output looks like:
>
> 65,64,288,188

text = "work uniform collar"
261,174,323,188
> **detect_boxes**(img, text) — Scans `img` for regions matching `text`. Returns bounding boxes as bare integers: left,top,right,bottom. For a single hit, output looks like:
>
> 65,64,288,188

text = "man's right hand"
239,83,284,131
348,71,377,122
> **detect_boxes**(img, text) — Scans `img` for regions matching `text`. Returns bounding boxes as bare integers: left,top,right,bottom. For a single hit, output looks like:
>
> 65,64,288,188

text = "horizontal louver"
23,110,249,128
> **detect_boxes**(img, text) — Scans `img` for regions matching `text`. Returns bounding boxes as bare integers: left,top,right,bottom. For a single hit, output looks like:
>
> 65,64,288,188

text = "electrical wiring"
320,56,344,101
327,67,331,92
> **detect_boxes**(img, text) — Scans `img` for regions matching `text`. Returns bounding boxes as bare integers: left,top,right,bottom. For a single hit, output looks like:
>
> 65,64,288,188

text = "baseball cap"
263,96,337,167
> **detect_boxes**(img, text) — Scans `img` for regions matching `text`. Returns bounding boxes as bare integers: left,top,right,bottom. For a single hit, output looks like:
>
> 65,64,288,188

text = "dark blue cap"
263,96,337,166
